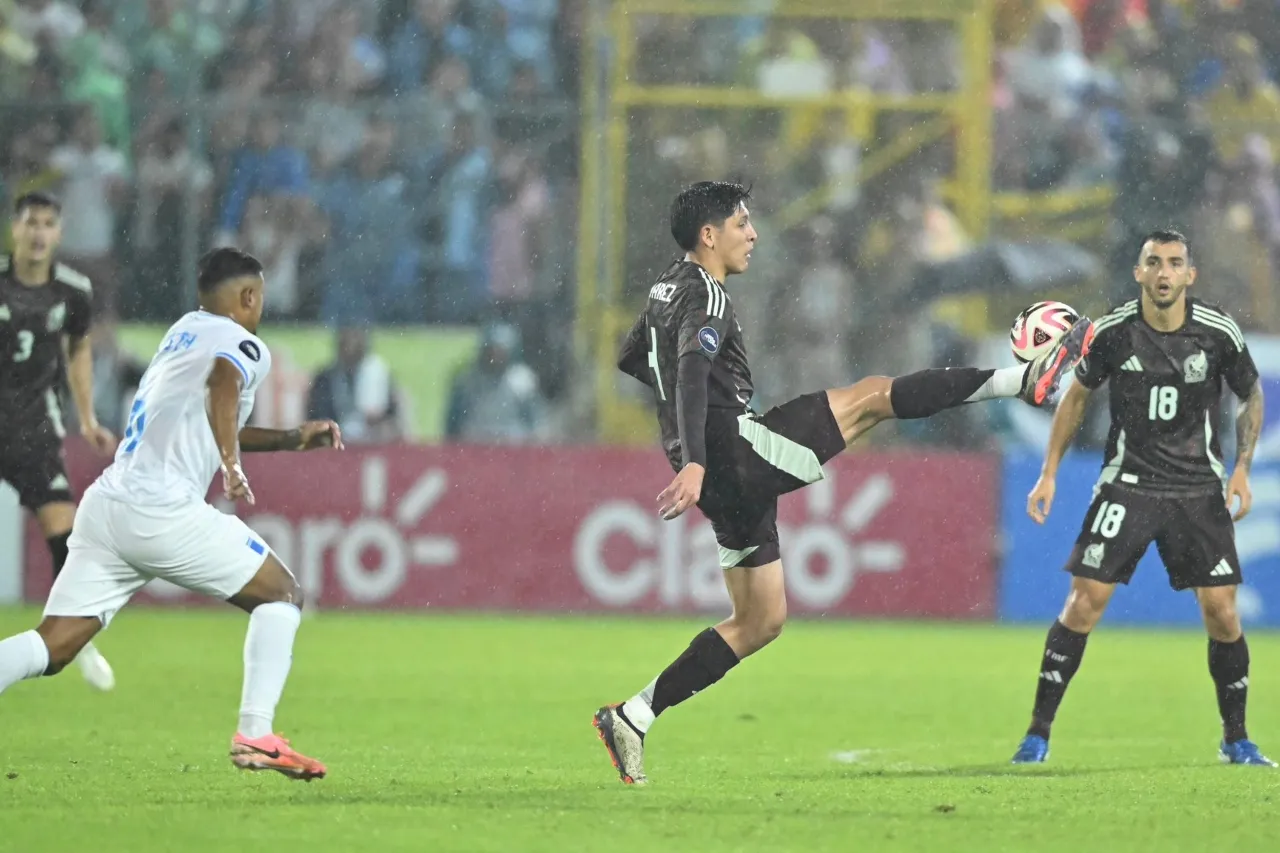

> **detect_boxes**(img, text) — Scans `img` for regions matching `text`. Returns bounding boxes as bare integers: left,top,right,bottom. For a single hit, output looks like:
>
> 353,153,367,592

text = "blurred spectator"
773,217,855,395
429,110,494,322
844,23,909,94
488,150,549,327
1205,34,1280,162
66,315,145,437
240,195,312,320
446,322,546,442
387,0,474,95
295,49,369,175
316,117,421,323
306,326,404,444
216,110,309,242
135,0,225,97
0,8,39,99
400,54,485,153
9,0,83,50
492,0,559,91
130,117,212,319
322,5,387,93
49,107,127,311
59,0,131,149
1006,4,1094,122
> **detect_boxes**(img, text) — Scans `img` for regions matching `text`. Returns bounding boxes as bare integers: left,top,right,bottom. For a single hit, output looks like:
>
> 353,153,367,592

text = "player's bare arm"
1228,380,1265,521
239,422,345,452
207,358,254,504
63,332,116,456
1029,379,1093,524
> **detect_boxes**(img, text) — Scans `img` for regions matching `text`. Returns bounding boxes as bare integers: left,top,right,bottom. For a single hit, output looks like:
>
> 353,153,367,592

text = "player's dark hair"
197,247,264,293
1138,229,1191,262
670,181,752,252
12,191,61,218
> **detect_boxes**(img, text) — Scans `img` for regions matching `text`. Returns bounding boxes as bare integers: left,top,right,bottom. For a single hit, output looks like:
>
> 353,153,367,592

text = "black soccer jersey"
0,255,93,429
618,260,754,471
1074,297,1259,496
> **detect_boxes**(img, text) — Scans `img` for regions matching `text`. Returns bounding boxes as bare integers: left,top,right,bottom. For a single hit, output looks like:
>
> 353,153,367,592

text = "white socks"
238,602,301,739
621,677,659,735
965,365,1028,403
0,630,50,694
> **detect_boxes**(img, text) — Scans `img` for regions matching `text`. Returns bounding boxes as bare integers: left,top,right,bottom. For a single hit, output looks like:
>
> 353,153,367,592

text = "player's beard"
1145,280,1186,310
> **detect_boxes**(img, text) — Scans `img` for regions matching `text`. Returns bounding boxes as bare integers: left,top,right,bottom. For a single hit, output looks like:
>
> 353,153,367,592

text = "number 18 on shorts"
1067,483,1242,591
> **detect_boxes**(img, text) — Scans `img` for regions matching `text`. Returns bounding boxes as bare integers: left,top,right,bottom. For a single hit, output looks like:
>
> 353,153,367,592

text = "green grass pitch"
2,607,1280,852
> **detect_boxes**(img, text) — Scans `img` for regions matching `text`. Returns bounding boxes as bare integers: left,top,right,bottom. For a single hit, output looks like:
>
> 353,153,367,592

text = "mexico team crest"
1183,350,1208,384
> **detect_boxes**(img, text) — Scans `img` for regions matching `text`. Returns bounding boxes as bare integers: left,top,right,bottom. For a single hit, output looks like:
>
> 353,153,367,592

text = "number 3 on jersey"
1149,385,1178,421
11,330,32,362
123,398,147,453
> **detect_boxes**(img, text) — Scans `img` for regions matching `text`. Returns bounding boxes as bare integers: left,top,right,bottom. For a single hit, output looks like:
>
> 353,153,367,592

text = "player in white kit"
0,248,340,780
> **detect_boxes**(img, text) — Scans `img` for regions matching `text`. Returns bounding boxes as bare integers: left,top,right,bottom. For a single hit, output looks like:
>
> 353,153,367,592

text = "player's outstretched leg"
595,559,783,784
0,614,102,694
1011,577,1112,764
37,502,114,692
1198,586,1276,766
226,554,326,781
824,317,1096,449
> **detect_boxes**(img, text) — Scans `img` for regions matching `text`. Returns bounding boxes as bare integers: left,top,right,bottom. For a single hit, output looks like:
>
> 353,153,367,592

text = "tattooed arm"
1236,381,1265,473
1228,381,1265,521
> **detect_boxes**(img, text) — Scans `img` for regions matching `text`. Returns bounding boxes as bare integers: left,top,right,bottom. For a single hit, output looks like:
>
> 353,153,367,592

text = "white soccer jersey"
93,310,271,506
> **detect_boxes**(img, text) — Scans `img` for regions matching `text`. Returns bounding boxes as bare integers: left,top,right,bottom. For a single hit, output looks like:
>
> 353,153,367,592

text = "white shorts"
44,487,271,627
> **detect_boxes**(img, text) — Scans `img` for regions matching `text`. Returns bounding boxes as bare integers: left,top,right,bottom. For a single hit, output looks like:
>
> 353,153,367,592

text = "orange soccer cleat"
230,732,327,781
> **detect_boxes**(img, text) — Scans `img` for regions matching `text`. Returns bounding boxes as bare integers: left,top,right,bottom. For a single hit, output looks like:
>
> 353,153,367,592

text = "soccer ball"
1009,301,1079,364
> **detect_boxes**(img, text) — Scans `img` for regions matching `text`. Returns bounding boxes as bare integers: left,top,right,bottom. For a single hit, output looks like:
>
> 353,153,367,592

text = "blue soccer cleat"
1011,734,1050,764
1219,739,1278,767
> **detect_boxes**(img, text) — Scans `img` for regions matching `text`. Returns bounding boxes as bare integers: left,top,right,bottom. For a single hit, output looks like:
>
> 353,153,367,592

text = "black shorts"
0,425,72,511
698,392,845,570
1066,483,1240,591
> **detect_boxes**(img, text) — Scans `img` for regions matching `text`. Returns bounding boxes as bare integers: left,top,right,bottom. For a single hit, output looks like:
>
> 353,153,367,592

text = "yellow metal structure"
578,0,995,443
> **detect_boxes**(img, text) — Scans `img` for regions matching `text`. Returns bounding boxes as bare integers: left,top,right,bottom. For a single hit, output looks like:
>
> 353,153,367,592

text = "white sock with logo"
238,602,302,739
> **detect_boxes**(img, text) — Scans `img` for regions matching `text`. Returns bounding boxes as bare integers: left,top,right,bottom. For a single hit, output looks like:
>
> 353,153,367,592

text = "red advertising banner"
24,442,997,618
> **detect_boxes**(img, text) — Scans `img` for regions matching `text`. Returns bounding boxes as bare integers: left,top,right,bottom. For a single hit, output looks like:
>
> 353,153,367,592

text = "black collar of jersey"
662,258,722,286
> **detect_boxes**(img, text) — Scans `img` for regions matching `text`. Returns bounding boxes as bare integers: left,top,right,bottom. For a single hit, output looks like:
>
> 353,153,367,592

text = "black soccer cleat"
592,705,648,785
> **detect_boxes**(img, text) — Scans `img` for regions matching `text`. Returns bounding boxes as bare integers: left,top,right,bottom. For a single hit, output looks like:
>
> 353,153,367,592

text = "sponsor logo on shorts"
1082,542,1105,569
698,326,720,355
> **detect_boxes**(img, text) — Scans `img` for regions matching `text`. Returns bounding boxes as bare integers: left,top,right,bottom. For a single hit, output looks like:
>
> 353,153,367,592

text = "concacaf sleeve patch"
239,340,262,362
698,326,720,355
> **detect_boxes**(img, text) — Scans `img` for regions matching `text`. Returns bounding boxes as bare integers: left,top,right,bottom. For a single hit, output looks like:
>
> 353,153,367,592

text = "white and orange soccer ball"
1009,301,1079,364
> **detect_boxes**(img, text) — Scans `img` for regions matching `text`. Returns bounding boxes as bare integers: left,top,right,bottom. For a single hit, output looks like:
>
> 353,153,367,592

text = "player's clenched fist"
221,460,255,505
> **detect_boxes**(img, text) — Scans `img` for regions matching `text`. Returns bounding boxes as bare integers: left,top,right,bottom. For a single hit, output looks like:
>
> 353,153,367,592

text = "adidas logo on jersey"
1121,356,1143,372
1210,559,1234,577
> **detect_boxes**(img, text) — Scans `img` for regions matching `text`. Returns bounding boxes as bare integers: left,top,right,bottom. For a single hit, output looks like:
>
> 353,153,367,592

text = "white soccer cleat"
75,642,115,692
593,704,648,785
